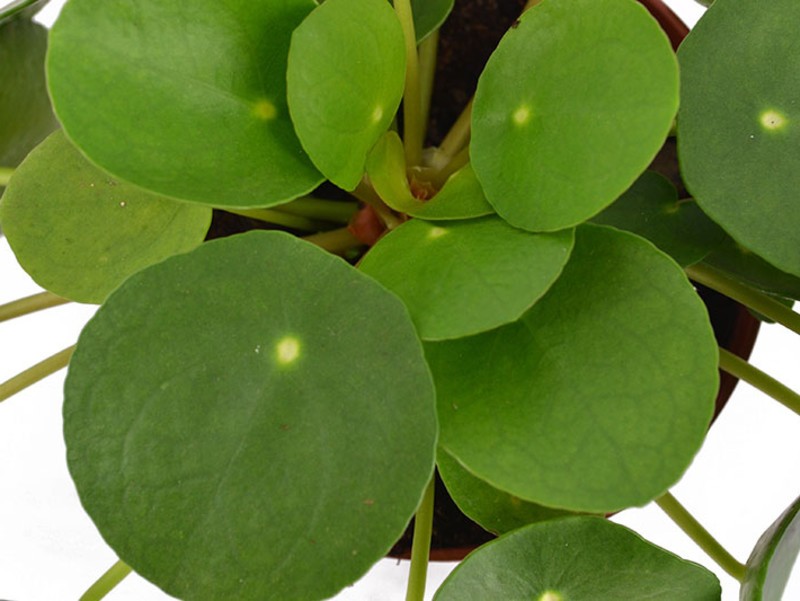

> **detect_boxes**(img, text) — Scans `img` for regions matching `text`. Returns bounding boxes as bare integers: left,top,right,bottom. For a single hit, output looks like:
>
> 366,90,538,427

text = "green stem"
418,30,439,147
0,291,70,323
0,0,39,23
0,166,13,187
224,208,328,232
394,0,423,167
353,179,402,230
686,263,800,336
405,477,435,601
79,560,133,601
273,197,358,223
655,492,746,582
437,98,472,164
303,227,362,255
0,345,76,404
432,146,471,188
718,347,800,416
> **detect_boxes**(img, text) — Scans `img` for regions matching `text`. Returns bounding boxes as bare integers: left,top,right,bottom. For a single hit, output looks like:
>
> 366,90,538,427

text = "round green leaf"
0,17,59,168
742,494,800,601
63,231,437,600
703,236,800,302
47,0,323,208
0,131,211,303
410,163,494,221
437,447,573,536
471,0,678,232
287,0,405,190
434,517,722,600
592,171,726,266
390,0,453,42
358,217,574,340
425,224,718,512
678,0,800,276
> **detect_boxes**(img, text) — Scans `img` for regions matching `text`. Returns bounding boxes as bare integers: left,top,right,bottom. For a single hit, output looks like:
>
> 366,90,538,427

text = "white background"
3,1,799,599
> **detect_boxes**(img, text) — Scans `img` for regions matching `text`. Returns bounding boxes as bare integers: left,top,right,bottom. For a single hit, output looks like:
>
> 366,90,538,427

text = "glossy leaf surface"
471,0,678,232
0,132,211,303
63,231,437,600
0,17,58,168
434,517,722,600
678,0,800,276
437,447,572,535
47,0,322,208
359,217,574,340
287,0,405,190
592,171,725,266
426,224,718,512
741,494,800,601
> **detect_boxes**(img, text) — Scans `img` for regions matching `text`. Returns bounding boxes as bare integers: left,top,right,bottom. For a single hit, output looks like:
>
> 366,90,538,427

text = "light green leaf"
358,216,574,340
366,130,426,214
741,494,800,601
592,171,726,266
426,224,718,512
63,231,437,601
434,517,721,600
409,163,494,220
0,131,211,303
678,0,800,276
47,0,323,208
0,17,59,168
437,447,573,536
287,0,405,190
471,0,678,231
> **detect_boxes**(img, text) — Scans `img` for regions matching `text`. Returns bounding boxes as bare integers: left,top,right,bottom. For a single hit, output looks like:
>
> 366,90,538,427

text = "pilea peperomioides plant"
1,0,800,598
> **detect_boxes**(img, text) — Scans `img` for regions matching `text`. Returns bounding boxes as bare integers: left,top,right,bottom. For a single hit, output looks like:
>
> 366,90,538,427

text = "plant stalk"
0,166,13,186
79,560,133,601
0,291,70,323
353,179,403,229
393,0,423,167
655,492,746,582
417,30,439,147
303,227,362,255
273,197,358,223
686,263,800,336
718,347,800,416
437,98,472,164
0,345,76,404
405,477,435,601
224,208,329,232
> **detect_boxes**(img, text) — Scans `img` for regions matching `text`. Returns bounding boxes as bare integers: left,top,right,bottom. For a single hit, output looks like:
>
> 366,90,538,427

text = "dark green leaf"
426,224,719,512
741,494,800,601
0,0,50,26
437,447,573,536
389,0,453,42
63,231,437,601
592,171,726,266
358,216,574,340
678,0,800,276
287,0,405,190
471,0,678,231
47,0,322,208
434,517,721,600
0,131,211,303
0,17,59,168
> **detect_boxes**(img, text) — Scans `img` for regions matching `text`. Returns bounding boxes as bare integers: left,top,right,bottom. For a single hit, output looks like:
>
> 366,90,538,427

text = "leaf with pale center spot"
678,0,800,276
358,216,574,340
471,0,678,232
592,171,725,266
425,224,718,512
434,517,721,600
287,0,405,190
0,131,211,303
63,231,437,601
47,0,322,208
